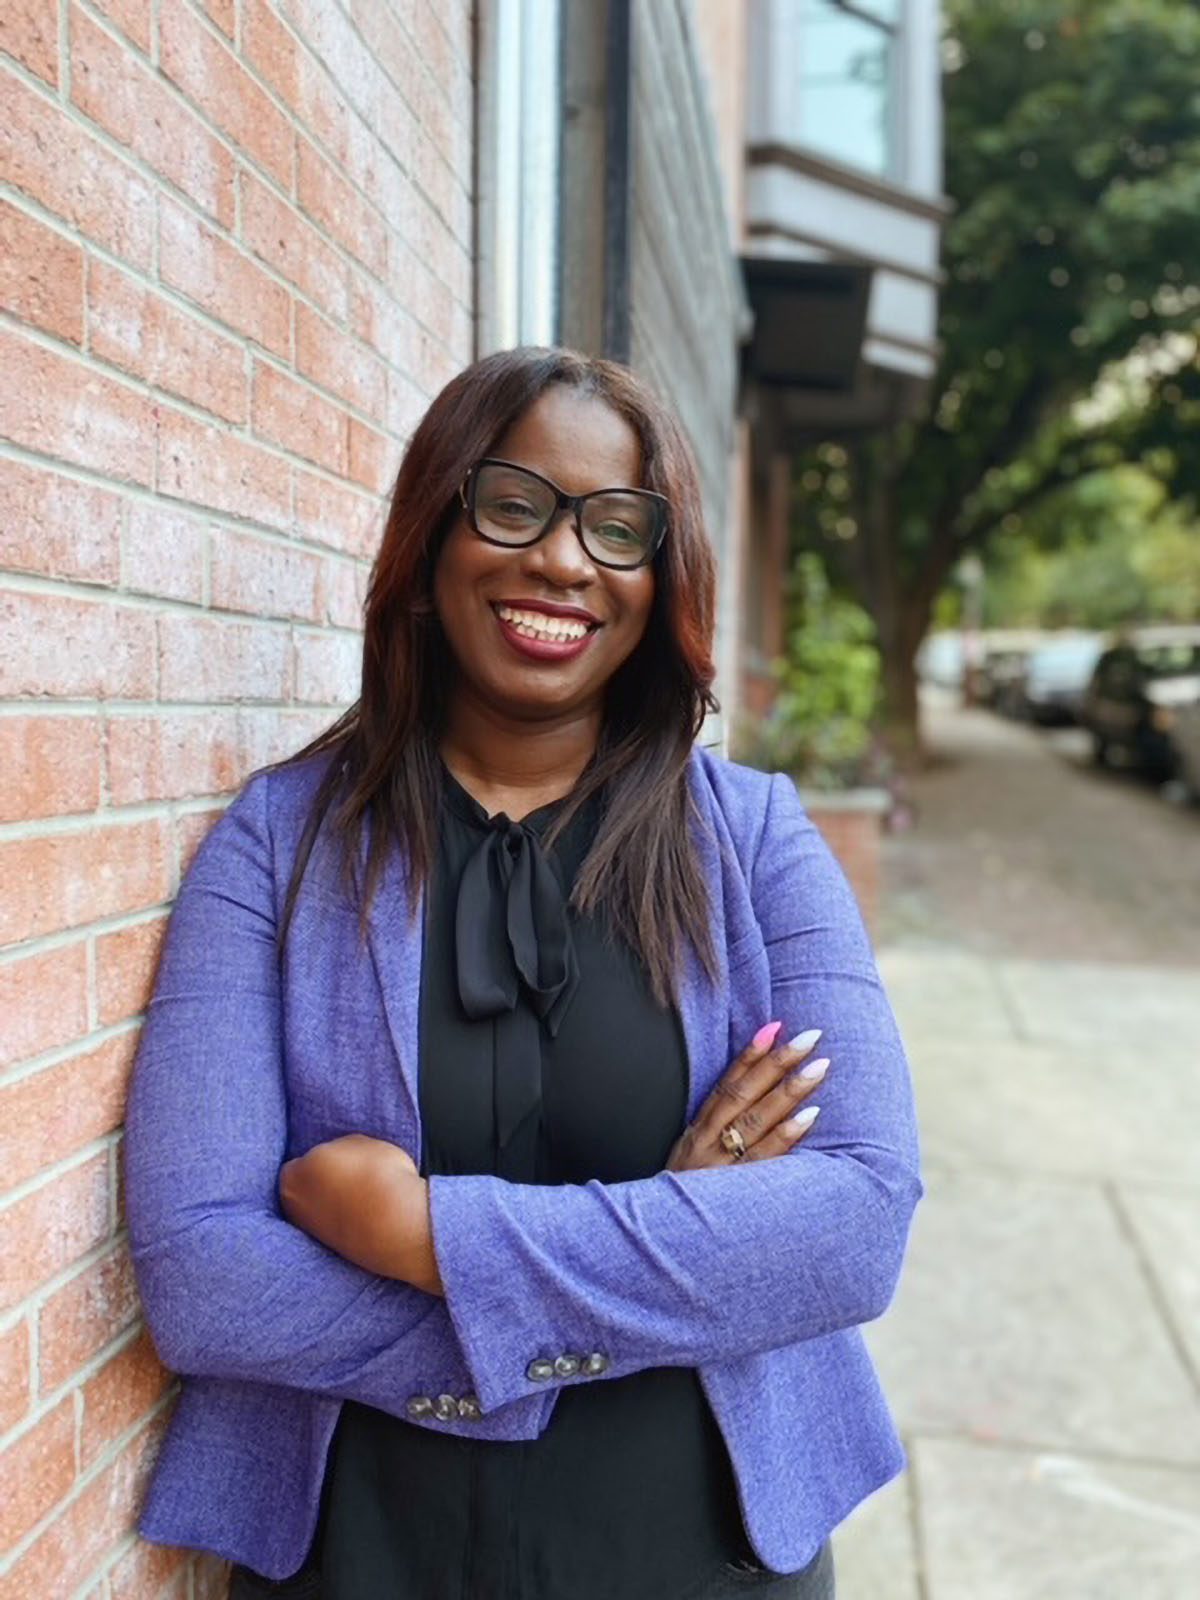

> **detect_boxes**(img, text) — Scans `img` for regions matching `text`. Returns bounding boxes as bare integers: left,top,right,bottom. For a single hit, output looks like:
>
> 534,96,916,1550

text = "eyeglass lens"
472,462,659,567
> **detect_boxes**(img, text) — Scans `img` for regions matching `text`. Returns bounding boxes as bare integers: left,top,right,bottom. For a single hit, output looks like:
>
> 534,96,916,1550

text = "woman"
125,346,922,1599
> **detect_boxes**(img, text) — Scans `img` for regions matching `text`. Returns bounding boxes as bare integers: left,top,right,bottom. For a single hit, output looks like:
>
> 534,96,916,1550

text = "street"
831,689,1200,1599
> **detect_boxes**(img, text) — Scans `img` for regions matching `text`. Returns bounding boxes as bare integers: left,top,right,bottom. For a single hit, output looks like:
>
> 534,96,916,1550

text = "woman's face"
433,385,657,721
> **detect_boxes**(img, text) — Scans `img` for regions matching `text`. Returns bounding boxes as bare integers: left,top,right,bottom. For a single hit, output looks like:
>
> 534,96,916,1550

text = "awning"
739,256,872,391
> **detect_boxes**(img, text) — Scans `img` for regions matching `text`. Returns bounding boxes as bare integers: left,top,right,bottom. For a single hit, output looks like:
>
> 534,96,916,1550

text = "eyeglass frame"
457,457,670,571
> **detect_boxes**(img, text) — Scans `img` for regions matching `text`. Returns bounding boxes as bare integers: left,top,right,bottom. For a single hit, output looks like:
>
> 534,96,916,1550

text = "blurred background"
1,1,1198,1596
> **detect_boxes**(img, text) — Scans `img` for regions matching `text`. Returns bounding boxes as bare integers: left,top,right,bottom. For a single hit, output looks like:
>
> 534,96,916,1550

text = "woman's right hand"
665,1022,829,1171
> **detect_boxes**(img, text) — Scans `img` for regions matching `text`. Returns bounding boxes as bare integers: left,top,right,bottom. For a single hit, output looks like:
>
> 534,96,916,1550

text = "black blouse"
300,753,764,1599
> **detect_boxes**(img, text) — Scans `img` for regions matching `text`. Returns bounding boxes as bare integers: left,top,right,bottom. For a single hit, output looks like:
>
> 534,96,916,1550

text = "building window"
794,0,900,179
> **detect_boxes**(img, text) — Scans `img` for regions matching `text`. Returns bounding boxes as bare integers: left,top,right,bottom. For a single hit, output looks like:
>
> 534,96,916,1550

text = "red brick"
87,258,247,424
237,707,330,771
0,198,83,342
201,0,235,39
0,1318,32,1434
0,71,154,269
176,806,226,878
385,364,430,443
79,1327,169,1471
0,1036,133,1192
0,818,170,946
296,136,387,279
293,467,382,559
347,417,393,492
0,942,90,1069
323,556,368,630
105,712,241,806
293,629,360,705
0,1411,168,1600
37,1242,139,1394
0,1395,75,1550
0,1150,110,1313
122,502,208,605
251,361,347,475
158,612,291,702
157,404,291,530
0,458,121,588
69,5,235,230
211,529,324,621
0,717,103,826
295,301,387,421
241,169,349,323
106,1535,190,1600
0,0,58,86
95,917,167,1026
0,325,156,487
159,0,292,190
86,0,152,53
243,0,302,116
0,590,156,700
159,194,290,360
349,268,424,371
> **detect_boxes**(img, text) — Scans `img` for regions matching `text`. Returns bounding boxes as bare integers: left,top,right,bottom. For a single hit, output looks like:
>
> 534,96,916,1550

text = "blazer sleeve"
426,769,924,1415
123,771,471,1413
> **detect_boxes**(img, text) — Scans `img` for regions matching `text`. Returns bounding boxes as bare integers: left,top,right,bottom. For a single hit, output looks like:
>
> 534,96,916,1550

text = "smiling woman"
124,345,919,1600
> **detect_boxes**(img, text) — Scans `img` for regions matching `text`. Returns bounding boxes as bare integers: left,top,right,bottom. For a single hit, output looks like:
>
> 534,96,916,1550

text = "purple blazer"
124,742,923,1579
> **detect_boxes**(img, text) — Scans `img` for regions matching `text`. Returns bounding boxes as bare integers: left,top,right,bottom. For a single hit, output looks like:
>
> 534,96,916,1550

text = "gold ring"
719,1124,747,1160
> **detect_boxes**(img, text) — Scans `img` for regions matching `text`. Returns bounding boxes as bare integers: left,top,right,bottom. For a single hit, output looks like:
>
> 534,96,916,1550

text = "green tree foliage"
793,0,1200,760
981,467,1200,628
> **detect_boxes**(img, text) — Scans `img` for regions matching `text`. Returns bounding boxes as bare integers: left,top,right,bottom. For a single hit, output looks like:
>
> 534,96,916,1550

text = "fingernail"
786,1106,821,1133
752,1021,783,1050
799,1056,829,1082
786,1028,822,1054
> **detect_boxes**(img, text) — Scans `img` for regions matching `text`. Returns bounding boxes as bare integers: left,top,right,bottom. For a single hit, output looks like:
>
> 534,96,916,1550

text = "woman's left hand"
279,1135,444,1295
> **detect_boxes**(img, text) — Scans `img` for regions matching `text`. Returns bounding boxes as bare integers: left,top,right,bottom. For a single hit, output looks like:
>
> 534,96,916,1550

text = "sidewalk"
829,696,1200,1598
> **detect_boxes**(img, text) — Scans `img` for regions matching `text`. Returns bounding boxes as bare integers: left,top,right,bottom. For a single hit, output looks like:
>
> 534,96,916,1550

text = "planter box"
792,784,890,943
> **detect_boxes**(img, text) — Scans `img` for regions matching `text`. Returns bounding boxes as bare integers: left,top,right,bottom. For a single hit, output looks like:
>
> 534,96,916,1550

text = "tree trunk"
878,639,924,771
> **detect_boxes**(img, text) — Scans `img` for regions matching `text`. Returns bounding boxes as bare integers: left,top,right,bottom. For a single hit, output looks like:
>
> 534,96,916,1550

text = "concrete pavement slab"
1116,1182,1200,1382
863,1165,1200,1464
830,1471,919,1600
900,1032,1200,1187
996,956,1200,1048
913,1437,1200,1600
875,944,1020,1042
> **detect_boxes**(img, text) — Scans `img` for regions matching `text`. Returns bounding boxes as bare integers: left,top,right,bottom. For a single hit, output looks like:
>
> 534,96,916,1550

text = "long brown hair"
277,345,722,1009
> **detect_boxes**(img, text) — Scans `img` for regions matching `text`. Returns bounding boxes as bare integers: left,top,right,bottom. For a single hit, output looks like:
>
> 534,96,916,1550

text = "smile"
490,603,601,662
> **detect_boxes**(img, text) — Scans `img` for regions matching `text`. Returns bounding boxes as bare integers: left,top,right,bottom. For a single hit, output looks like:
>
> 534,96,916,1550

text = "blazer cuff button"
526,1357,555,1382
433,1393,459,1421
406,1396,434,1420
457,1394,481,1420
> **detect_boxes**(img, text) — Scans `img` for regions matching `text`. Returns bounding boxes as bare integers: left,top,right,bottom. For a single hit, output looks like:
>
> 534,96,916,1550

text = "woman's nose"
521,507,597,579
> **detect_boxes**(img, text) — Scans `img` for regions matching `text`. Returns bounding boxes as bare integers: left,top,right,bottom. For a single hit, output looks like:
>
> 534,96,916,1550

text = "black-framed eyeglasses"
458,458,669,571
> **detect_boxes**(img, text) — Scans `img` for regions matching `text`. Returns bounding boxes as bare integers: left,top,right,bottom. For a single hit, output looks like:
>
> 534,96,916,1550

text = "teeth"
496,604,589,641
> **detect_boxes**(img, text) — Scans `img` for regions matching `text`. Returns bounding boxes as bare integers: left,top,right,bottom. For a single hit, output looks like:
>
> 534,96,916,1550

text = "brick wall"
0,3,474,1594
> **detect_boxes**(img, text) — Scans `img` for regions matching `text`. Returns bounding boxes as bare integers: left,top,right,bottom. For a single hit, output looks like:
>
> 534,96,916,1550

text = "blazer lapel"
363,820,428,1159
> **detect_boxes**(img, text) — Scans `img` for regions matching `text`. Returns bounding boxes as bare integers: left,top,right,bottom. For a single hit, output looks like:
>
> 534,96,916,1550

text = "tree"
793,0,1200,764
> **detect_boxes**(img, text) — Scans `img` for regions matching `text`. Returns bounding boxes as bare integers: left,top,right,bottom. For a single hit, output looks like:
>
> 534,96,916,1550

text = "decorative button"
433,1393,459,1421
526,1357,555,1382
553,1354,581,1377
582,1352,609,1375
457,1394,482,1421
405,1395,434,1419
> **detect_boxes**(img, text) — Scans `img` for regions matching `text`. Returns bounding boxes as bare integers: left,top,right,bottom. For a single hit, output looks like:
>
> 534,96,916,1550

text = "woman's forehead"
493,388,644,491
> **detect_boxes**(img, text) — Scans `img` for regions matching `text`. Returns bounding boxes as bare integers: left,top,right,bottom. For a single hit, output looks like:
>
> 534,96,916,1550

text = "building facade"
0,4,942,1594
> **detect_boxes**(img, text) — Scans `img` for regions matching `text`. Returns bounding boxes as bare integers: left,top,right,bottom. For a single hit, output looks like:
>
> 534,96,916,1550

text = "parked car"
1079,626,1200,781
1172,698,1200,803
1021,633,1105,726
